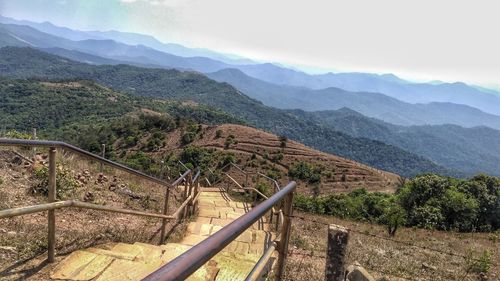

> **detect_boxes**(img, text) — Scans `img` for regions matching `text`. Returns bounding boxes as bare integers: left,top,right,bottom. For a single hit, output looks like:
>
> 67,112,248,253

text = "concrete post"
325,224,350,281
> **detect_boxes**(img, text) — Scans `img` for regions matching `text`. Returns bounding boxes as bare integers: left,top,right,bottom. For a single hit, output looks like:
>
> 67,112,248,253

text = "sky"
1,0,499,89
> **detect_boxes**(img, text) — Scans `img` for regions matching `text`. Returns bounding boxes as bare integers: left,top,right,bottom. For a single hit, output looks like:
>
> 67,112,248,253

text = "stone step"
50,189,277,281
51,250,114,281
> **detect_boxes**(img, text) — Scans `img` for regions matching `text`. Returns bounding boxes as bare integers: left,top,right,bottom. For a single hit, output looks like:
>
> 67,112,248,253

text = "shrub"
181,131,196,145
31,166,79,199
215,129,223,139
279,135,287,148
381,204,407,236
224,135,237,149
465,250,493,275
289,161,321,184
271,152,283,163
5,130,32,139
123,151,154,173
255,182,271,198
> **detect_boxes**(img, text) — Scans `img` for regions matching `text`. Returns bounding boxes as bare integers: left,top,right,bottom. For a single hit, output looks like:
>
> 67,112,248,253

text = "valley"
0,11,499,281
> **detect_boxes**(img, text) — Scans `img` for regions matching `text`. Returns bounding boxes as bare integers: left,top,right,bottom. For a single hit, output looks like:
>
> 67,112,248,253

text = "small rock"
0,246,17,253
422,262,437,271
6,231,17,236
10,156,23,165
83,191,94,202
346,263,375,281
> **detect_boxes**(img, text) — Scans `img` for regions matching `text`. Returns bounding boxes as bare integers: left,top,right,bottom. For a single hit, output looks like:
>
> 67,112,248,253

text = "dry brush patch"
0,149,186,280
285,211,499,281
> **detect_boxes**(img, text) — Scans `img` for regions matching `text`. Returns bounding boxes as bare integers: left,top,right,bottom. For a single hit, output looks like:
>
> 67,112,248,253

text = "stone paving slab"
50,188,275,281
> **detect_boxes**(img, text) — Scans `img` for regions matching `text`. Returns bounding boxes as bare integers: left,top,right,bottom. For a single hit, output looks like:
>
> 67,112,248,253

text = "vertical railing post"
159,184,171,245
32,128,37,160
47,147,57,262
325,225,350,281
276,191,294,280
100,143,105,173
186,172,193,218
191,171,199,215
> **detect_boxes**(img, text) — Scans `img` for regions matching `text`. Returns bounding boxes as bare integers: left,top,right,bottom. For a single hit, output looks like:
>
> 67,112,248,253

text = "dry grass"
283,211,499,281
0,149,187,280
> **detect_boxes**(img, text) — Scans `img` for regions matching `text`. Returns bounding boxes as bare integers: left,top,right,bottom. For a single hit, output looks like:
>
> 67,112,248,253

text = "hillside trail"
49,187,275,281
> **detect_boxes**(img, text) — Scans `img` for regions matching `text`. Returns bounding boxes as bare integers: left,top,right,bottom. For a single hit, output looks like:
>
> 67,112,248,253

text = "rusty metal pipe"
143,181,296,281
71,201,174,219
245,242,277,281
0,200,174,220
170,169,191,188
0,139,169,186
172,195,193,220
0,201,72,218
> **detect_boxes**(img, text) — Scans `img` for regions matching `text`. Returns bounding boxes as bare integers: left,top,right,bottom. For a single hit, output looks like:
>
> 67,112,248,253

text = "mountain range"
207,68,500,130
1,16,500,177
0,47,458,177
1,16,500,118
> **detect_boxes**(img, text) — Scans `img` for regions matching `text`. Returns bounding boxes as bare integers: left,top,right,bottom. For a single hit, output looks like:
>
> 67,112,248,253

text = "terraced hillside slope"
116,124,399,195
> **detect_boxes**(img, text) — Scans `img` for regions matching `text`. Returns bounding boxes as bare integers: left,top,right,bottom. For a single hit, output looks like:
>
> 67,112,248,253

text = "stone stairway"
50,188,275,281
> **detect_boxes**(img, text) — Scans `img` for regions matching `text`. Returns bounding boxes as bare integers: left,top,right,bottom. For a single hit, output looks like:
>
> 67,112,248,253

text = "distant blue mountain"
235,63,500,116
208,68,500,130
2,18,500,117
0,15,256,65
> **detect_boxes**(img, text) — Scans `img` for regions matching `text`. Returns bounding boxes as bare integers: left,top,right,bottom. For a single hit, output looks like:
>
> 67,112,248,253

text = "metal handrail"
219,162,281,191
245,241,277,281
0,138,202,259
0,138,169,187
0,200,175,220
143,181,296,281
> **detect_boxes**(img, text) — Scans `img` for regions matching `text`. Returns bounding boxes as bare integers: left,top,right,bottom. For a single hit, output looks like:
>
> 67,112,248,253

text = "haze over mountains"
1,16,500,177
207,68,500,130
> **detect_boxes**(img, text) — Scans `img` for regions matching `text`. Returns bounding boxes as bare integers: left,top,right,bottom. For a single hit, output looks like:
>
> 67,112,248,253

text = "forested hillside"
0,49,455,177
0,78,241,133
290,108,500,176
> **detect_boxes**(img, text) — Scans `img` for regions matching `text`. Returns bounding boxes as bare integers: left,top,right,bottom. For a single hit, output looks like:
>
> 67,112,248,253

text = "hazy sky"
1,0,499,88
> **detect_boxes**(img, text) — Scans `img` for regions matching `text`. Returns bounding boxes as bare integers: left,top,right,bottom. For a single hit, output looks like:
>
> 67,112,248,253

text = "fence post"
47,147,57,262
325,224,350,281
276,191,294,280
100,144,105,172
186,173,193,217
32,128,37,160
159,185,171,245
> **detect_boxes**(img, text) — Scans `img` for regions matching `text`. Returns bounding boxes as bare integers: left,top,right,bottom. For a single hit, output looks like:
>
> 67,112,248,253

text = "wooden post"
185,173,193,218
191,173,199,215
159,185,171,244
276,191,294,280
32,128,37,160
325,224,350,281
47,147,56,262
100,144,105,172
